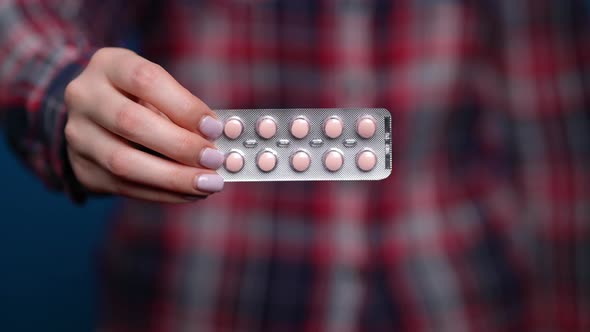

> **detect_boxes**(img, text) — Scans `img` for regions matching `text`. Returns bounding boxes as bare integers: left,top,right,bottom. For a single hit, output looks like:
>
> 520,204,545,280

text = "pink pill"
224,151,245,173
356,115,377,139
256,116,277,139
323,149,344,172
291,150,311,172
356,150,377,171
323,116,344,139
257,150,277,172
290,117,310,139
224,118,244,140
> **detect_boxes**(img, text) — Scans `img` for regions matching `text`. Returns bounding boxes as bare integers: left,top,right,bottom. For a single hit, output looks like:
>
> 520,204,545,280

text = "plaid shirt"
2,0,590,331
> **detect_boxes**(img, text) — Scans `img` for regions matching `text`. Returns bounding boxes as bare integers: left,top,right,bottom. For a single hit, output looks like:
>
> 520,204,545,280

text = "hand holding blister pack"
214,108,392,182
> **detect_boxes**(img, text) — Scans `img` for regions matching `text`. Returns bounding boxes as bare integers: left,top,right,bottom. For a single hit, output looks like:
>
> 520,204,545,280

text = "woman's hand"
64,47,225,203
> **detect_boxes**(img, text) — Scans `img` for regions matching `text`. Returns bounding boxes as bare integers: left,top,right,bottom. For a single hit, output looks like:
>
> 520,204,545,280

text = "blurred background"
0,140,114,331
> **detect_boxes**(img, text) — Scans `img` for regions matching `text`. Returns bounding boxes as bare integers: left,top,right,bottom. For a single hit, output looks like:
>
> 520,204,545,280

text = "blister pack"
214,108,392,182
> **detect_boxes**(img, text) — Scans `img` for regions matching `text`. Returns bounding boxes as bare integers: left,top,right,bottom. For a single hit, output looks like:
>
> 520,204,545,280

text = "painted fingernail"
194,174,224,192
199,116,223,140
200,148,224,169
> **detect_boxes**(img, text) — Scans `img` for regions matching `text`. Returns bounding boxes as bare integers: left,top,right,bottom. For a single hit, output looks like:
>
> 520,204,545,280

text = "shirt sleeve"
0,1,98,203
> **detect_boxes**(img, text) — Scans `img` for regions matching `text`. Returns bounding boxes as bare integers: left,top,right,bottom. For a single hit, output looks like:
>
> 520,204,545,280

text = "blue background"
0,140,114,331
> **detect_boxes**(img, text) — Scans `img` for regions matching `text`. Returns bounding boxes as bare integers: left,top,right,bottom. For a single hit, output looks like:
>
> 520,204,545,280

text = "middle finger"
91,89,224,170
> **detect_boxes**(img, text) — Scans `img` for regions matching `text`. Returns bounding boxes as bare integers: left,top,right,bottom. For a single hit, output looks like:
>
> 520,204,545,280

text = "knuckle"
64,78,85,107
91,48,132,66
68,153,83,174
91,48,111,62
89,48,114,68
70,157,97,191
130,61,162,91
113,103,139,138
89,49,106,65
106,149,131,178
64,121,79,147
71,160,89,185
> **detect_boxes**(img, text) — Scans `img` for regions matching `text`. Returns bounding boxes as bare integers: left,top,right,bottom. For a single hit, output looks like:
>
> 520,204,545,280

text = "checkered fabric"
2,1,590,331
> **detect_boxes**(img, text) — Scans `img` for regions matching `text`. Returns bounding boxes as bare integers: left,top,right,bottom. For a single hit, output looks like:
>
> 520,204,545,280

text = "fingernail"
194,174,224,192
199,116,223,140
200,148,224,169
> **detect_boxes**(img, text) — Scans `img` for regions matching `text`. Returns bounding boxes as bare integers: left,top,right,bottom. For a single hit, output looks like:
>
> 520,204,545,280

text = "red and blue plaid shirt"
2,0,590,331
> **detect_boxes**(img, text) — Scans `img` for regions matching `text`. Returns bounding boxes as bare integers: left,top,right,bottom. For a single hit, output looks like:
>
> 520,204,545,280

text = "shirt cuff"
41,57,91,204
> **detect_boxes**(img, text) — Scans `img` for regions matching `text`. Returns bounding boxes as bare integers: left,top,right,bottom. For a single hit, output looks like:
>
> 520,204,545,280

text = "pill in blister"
290,116,310,139
356,149,377,171
224,117,244,140
323,116,344,139
356,115,377,139
256,116,277,139
291,150,311,172
257,149,278,172
323,149,344,172
225,150,245,173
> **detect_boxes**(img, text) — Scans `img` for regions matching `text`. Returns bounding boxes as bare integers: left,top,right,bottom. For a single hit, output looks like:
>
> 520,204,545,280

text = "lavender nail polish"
200,116,223,140
194,174,224,192
200,148,224,169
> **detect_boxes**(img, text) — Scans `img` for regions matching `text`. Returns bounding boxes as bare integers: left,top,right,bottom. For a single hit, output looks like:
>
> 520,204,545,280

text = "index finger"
104,50,223,139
